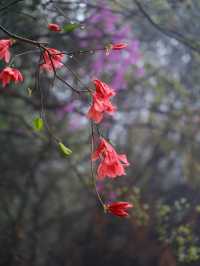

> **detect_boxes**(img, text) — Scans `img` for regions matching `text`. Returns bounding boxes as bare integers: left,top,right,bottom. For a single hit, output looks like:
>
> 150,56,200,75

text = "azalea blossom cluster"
0,39,63,87
0,22,133,217
0,39,24,87
87,82,133,216
87,79,116,123
92,135,130,180
0,67,23,87
86,47,133,216
0,39,13,63
41,48,64,72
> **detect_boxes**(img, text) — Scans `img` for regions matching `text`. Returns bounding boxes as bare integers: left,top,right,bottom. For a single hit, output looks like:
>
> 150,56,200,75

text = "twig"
134,0,200,54
0,24,48,46
0,0,24,12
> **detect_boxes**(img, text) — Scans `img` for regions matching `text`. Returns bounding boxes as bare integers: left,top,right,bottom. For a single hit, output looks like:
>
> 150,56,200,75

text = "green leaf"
58,142,72,156
33,117,44,131
63,23,79,33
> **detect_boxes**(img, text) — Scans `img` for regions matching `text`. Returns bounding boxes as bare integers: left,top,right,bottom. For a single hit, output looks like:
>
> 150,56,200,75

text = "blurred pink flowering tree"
79,1,144,90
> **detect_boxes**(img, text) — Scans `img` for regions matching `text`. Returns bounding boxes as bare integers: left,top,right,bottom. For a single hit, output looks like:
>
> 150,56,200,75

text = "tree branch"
0,24,47,46
134,0,200,54
0,0,24,12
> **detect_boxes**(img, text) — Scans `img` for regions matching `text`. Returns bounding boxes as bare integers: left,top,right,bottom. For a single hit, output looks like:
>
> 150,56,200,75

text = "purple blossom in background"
56,100,88,131
68,113,87,131
79,1,144,90
96,181,104,193
108,191,117,201
96,182,117,201
57,100,80,119
136,67,145,77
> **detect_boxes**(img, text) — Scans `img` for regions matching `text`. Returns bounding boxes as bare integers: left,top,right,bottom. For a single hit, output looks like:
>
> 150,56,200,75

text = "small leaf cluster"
156,198,200,263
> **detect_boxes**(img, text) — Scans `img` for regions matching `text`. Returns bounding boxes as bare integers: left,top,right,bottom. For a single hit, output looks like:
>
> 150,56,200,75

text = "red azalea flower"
41,48,64,72
111,43,128,50
0,39,13,63
93,79,116,99
87,79,116,123
92,138,129,179
105,202,133,217
87,93,116,123
0,67,23,87
48,23,61,32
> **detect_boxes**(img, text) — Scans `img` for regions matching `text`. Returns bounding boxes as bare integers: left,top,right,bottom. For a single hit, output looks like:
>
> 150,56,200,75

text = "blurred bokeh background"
1,0,200,265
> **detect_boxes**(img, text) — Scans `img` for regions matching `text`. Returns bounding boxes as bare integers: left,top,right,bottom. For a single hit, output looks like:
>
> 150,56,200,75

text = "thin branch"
0,24,47,46
0,0,24,12
134,0,200,54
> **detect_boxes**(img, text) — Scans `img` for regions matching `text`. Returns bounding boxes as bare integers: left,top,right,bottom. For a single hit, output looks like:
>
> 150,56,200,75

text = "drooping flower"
87,80,116,123
48,23,61,32
92,138,129,179
0,67,23,87
111,43,128,50
105,201,133,217
0,39,13,63
93,79,116,99
105,43,128,55
41,48,64,72
87,93,116,123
